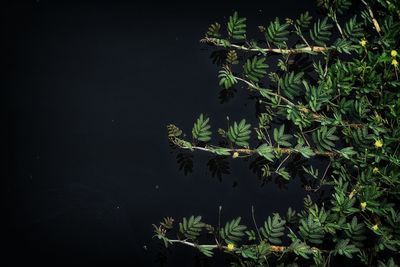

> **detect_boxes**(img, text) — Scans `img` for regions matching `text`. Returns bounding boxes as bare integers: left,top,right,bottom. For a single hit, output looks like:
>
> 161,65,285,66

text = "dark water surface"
4,1,317,265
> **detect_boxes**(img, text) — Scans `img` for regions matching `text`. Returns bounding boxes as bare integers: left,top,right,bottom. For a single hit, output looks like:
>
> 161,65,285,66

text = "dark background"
3,1,317,265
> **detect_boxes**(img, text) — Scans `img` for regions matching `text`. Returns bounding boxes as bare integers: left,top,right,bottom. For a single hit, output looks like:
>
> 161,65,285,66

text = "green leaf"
198,245,214,257
208,146,231,156
206,22,221,38
192,114,212,142
337,147,357,159
377,258,399,267
226,50,239,65
299,214,325,244
256,144,275,162
260,214,286,244
344,217,366,247
343,16,363,42
227,11,247,40
218,67,237,89
279,72,304,100
243,56,268,82
227,119,252,147
304,80,331,112
276,167,290,181
295,11,313,29
273,124,292,147
179,216,205,240
312,126,339,152
265,17,290,47
220,217,247,244
334,239,359,258
333,38,353,54
294,144,316,158
309,17,333,46
289,239,312,259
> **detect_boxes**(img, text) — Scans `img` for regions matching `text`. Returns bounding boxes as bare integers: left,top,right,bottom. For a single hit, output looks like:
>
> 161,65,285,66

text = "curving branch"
201,37,330,54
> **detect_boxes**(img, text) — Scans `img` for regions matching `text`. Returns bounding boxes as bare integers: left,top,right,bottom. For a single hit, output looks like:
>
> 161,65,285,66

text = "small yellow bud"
391,50,398,57
232,152,239,159
227,243,235,251
359,38,367,47
371,224,379,231
360,202,367,211
392,59,399,67
374,139,383,149
373,167,379,174
349,189,357,199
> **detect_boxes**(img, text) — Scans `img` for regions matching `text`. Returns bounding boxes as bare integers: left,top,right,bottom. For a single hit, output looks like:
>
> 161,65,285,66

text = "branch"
361,0,381,35
168,239,323,253
235,76,295,106
176,143,337,157
201,37,329,54
235,76,361,129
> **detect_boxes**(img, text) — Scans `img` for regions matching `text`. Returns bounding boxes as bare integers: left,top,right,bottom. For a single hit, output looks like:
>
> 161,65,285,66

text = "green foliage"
273,124,292,147
243,56,268,82
227,11,247,40
333,38,353,54
260,214,286,244
310,17,333,46
344,216,366,247
295,11,313,29
256,144,274,162
343,16,364,42
192,114,212,142
299,214,325,244
227,119,252,147
378,258,399,267
304,80,331,113
276,167,290,181
156,1,400,266
312,126,339,152
206,22,221,38
288,239,312,259
226,50,239,65
333,238,359,258
218,67,237,89
279,71,304,100
179,216,205,240
265,18,290,47
198,245,214,257
220,217,247,244
295,144,316,158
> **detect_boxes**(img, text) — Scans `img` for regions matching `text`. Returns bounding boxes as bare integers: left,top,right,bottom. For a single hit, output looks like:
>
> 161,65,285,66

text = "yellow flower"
372,224,379,231
232,152,239,159
374,139,383,149
391,50,398,57
373,167,379,174
392,59,399,67
360,202,367,211
359,38,367,47
227,243,235,251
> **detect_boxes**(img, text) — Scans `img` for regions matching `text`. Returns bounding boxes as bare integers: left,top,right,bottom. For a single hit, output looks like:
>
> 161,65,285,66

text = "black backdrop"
3,1,317,265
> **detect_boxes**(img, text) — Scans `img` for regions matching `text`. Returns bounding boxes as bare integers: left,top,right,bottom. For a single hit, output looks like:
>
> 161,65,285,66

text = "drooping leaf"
179,216,205,240
220,217,247,244
243,56,268,82
227,119,252,147
227,11,247,40
192,114,212,142
260,214,286,244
